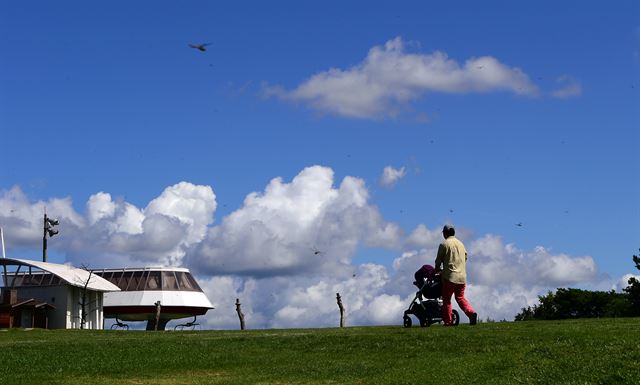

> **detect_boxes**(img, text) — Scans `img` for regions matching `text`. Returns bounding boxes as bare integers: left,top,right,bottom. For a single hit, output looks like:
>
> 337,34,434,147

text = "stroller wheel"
403,316,412,328
451,309,460,326
420,318,431,327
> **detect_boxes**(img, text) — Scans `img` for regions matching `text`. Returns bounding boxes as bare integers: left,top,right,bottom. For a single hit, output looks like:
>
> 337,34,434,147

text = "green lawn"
1,318,639,385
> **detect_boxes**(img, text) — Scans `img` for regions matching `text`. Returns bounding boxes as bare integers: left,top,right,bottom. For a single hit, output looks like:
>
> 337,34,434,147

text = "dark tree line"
625,253,640,310
515,253,640,321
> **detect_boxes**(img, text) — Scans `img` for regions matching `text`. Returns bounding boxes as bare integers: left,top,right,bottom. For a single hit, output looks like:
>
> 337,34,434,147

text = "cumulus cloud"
612,274,640,292
198,263,410,329
74,182,216,267
404,224,442,249
379,166,407,187
265,37,538,119
195,222,606,328
551,75,582,98
468,236,597,287
0,186,84,247
0,168,622,329
457,235,598,320
186,166,403,277
196,228,604,328
384,231,601,323
0,182,216,267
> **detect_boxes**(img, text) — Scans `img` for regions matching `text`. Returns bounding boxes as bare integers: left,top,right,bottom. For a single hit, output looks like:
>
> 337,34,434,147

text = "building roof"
93,266,190,273
0,297,56,309
1,258,120,292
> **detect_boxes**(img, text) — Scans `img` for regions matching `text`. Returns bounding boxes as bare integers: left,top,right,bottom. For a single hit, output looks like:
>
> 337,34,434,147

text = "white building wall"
81,290,103,330
14,285,105,329
16,285,69,329
66,286,76,329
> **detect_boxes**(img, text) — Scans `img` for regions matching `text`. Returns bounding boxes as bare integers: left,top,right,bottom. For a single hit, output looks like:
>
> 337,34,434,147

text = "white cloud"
146,182,217,249
468,235,597,287
195,276,268,330
386,232,602,323
87,192,144,234
404,224,442,249
186,165,402,277
612,273,640,292
86,192,116,225
0,182,216,267
465,283,542,322
380,166,406,187
265,37,538,119
198,263,409,329
78,182,216,267
365,294,406,324
1,169,623,329
447,235,599,320
0,186,84,247
551,75,582,98
196,226,606,328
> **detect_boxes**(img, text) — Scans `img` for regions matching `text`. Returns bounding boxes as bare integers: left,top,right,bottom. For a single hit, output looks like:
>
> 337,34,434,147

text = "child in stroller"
403,264,460,327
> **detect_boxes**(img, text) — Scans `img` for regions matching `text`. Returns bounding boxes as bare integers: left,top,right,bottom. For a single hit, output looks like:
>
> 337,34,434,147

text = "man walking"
434,224,478,325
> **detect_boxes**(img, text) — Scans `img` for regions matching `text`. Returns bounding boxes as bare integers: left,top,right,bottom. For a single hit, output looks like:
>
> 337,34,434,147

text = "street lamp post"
42,213,59,262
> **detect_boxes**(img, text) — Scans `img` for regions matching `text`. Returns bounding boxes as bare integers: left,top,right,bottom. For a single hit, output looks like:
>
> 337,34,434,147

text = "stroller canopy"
414,264,436,285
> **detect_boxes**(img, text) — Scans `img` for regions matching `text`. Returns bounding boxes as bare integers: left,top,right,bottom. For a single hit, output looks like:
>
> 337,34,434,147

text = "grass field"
1,318,639,385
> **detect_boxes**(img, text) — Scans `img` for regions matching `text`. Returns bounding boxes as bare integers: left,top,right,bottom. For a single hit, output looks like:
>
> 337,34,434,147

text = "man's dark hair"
443,224,455,237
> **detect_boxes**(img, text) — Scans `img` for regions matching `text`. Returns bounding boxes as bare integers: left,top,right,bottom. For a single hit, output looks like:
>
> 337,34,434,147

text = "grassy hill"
1,318,639,385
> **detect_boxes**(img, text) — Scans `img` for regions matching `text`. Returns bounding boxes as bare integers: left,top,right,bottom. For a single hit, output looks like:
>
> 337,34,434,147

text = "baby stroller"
403,264,459,327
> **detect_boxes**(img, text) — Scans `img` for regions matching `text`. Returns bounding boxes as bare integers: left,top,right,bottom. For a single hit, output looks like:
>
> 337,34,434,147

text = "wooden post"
154,301,161,331
235,298,245,330
336,293,344,328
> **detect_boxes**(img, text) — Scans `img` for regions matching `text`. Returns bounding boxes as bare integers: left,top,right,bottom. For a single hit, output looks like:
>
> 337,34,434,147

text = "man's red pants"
442,279,475,325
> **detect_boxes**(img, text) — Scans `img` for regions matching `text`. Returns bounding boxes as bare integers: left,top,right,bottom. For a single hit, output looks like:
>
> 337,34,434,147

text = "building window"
128,271,145,291
162,272,179,290
175,272,202,291
146,271,161,290
118,271,133,291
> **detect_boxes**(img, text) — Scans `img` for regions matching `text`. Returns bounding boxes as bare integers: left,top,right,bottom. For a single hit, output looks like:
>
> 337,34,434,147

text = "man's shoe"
469,312,478,325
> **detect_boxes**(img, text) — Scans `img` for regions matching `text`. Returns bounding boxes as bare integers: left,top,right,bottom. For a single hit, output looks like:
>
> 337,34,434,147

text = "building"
0,258,120,329
93,266,214,330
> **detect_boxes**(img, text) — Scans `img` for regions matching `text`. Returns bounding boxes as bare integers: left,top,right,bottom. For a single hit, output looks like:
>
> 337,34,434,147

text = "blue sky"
1,1,638,327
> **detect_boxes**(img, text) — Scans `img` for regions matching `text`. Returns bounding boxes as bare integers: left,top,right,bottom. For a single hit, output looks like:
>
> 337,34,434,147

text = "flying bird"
189,43,211,52
515,222,523,227
311,247,323,255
